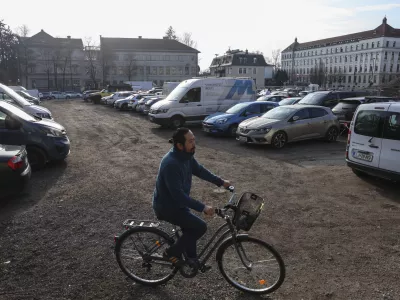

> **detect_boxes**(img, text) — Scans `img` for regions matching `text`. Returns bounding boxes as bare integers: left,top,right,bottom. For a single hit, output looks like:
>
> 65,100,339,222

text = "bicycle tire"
216,235,285,295
115,226,177,286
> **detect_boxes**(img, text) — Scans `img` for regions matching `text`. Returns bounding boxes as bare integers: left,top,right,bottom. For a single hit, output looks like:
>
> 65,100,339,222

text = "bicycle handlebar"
214,186,236,218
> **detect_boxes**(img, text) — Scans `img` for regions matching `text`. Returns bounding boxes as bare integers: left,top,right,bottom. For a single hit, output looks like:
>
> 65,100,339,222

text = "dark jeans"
156,209,207,259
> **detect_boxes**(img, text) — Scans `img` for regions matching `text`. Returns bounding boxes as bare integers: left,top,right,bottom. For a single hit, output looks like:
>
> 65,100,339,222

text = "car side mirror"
291,116,300,122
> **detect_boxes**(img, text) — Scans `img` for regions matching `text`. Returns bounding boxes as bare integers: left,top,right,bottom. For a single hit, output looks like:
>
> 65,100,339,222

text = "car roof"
293,104,330,109
254,101,279,105
359,102,400,108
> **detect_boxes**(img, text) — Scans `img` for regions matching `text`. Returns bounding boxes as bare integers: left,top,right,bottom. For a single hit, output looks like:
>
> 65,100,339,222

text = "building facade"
98,36,199,87
19,30,86,91
281,17,400,90
209,49,273,89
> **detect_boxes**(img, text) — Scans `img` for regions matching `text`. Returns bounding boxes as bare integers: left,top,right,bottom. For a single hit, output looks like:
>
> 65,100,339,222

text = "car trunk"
332,100,361,122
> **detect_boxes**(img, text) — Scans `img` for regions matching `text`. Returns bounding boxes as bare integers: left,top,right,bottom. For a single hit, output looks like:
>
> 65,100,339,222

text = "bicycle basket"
233,192,264,231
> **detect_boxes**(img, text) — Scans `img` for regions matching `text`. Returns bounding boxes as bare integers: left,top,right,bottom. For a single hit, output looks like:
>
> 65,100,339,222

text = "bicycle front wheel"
115,227,176,286
217,236,285,295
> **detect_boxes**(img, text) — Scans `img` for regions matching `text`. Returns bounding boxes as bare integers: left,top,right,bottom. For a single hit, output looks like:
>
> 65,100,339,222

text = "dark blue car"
202,101,279,136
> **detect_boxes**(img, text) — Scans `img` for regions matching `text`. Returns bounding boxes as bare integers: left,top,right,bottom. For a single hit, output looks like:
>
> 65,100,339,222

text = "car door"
378,105,400,173
309,107,330,137
348,105,389,168
285,108,313,141
241,103,261,121
180,87,205,122
0,110,26,145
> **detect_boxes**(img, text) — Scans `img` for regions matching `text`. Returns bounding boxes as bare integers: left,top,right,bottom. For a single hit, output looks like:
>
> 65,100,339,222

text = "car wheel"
271,131,287,149
121,103,128,111
66,96,70,99
228,124,238,137
52,96,56,100
27,146,47,171
352,168,368,177
170,116,184,129
325,126,339,142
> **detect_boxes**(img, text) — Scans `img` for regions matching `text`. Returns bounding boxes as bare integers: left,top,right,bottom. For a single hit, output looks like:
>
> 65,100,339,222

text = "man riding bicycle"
152,127,230,266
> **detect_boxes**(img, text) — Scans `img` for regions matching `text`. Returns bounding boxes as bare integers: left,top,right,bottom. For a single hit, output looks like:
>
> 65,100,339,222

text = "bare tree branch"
15,24,30,37
179,32,197,49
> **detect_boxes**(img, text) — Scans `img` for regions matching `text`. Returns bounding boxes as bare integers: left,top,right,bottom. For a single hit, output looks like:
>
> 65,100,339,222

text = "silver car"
236,105,339,149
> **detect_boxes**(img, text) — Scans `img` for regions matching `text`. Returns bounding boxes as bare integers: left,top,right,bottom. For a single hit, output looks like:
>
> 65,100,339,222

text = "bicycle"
114,186,285,295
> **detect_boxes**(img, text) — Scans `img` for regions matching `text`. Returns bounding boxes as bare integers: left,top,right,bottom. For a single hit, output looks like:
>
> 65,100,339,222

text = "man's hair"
169,127,190,146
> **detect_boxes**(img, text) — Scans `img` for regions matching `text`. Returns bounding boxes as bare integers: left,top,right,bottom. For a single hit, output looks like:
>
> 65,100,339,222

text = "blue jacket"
153,147,223,214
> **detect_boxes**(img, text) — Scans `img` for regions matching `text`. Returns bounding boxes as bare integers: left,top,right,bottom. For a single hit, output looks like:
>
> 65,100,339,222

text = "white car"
64,91,82,99
106,91,134,106
346,102,400,181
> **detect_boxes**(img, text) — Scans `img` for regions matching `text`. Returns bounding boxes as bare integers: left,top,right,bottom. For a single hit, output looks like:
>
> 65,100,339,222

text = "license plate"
204,128,210,132
352,150,373,162
238,136,247,142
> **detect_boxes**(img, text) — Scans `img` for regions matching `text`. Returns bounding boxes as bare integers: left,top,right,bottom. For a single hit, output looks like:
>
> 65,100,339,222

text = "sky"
2,0,400,70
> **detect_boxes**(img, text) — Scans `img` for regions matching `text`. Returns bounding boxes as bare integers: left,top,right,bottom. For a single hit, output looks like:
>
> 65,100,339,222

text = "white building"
209,49,274,89
281,17,400,89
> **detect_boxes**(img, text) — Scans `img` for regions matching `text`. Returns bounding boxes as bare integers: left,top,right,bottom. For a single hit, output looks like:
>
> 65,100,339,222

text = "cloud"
355,3,400,12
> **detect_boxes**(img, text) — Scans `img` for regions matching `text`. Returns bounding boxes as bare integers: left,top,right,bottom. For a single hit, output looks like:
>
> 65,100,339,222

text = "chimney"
138,36,142,39
67,35,71,39
245,49,248,55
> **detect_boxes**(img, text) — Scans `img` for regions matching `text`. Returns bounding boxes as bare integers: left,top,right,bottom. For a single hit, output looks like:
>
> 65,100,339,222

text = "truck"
123,81,154,92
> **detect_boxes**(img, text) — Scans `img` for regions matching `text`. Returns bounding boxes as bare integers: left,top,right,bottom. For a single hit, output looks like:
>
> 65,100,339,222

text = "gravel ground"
1,100,400,300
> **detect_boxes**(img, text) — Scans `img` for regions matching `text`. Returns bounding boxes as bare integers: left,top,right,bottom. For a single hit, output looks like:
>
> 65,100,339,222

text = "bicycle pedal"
199,265,212,273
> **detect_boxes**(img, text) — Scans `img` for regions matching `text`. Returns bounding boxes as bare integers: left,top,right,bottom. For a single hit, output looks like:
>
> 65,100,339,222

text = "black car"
83,90,100,101
332,96,397,125
298,91,368,109
0,144,31,194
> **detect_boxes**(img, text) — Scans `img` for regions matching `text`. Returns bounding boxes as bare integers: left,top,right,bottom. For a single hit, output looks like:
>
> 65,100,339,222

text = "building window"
382,75,386,83
159,66,165,75
390,65,393,72
393,41,396,47
377,41,380,47
383,64,386,72
244,57,247,64
239,57,243,64
253,68,256,74
239,68,242,74
166,67,170,75
361,44,364,49
192,67,196,75
386,41,389,47
243,68,247,74
384,52,388,60
253,57,257,64
375,65,378,72
397,64,400,72
349,66,352,72
355,55,358,62
355,66,357,73
185,66,189,75
363,75,366,83
356,45,358,50
366,43,369,49
372,42,375,48
344,66,347,73
374,75,377,83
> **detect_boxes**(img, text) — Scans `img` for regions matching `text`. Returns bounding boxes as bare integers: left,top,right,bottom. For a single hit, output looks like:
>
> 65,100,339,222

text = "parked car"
142,97,165,115
136,96,158,113
89,84,133,104
332,96,397,127
298,91,367,109
299,91,312,98
257,95,286,102
49,91,66,99
0,144,31,194
64,91,82,99
0,83,53,119
149,78,256,128
346,102,400,181
106,91,134,106
279,97,302,105
16,90,41,105
0,101,70,170
40,92,51,100
83,90,100,101
236,105,340,149
202,101,279,136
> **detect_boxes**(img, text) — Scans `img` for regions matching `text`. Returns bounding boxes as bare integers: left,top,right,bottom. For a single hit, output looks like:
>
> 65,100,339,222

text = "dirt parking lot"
1,100,400,300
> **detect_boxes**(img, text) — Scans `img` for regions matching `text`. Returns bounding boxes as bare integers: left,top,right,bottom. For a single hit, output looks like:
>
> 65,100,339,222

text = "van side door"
179,87,205,122
378,105,400,174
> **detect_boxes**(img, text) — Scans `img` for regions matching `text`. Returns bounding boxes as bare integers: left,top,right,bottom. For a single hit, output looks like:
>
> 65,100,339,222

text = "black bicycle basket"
233,192,264,231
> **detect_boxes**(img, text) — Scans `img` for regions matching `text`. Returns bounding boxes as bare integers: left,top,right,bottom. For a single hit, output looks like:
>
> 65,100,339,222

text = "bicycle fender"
215,234,249,262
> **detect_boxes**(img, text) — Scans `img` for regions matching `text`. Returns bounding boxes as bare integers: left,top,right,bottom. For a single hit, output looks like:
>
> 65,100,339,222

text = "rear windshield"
299,92,328,105
334,100,361,110
354,110,384,138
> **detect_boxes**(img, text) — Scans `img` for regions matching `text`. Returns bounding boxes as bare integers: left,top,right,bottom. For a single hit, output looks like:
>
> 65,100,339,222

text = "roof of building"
283,17,400,52
100,37,200,53
21,30,83,48
210,49,273,67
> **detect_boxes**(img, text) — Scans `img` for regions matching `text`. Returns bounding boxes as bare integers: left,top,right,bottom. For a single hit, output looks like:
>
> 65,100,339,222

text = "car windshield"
0,84,32,107
18,91,35,99
165,87,187,101
226,103,250,114
1,102,37,122
261,106,296,120
279,98,296,105
299,92,328,105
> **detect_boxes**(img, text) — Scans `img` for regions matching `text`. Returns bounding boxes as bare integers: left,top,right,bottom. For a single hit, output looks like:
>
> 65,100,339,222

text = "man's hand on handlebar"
222,180,231,188
203,205,215,216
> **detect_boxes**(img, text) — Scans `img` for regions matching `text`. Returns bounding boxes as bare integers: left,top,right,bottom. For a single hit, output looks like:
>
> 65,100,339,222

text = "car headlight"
36,113,51,119
42,127,64,137
216,118,229,124
253,127,272,133
153,109,168,114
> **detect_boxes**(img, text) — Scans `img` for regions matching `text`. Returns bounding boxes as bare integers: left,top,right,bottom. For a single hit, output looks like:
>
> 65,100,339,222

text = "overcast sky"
3,0,400,70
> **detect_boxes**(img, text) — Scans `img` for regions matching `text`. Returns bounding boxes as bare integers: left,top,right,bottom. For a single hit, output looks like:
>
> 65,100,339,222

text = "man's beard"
184,146,195,154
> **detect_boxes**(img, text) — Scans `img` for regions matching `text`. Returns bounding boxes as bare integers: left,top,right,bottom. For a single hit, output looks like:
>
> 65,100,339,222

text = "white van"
148,77,256,128
346,102,400,181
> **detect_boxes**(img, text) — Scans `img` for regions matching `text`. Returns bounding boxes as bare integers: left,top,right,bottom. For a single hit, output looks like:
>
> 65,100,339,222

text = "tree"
123,54,136,81
274,69,289,86
15,24,30,38
15,25,34,88
0,20,19,84
39,48,53,91
271,49,281,70
165,26,177,40
179,32,197,49
60,48,73,91
309,62,326,86
84,38,100,89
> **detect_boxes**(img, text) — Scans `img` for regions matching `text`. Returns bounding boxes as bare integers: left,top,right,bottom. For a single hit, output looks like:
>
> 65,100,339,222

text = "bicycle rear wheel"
115,227,177,286
217,236,285,295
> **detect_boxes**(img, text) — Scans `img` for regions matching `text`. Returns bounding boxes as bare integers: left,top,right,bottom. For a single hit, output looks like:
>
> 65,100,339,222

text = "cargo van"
148,78,256,128
0,83,52,119
346,102,400,181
